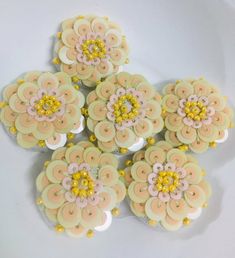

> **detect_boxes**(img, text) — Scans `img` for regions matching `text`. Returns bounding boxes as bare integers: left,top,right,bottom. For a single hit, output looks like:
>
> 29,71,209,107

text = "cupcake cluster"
36,141,125,237
0,14,233,238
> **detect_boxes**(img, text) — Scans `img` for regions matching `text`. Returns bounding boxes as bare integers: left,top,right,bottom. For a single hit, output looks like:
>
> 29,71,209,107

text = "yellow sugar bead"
116,117,122,123
9,126,17,135
55,224,64,233
67,142,74,147
125,160,132,166
191,102,197,107
156,183,162,191
121,106,127,113
111,207,120,217
157,176,163,183
17,79,25,85
162,186,169,193
52,57,61,65
45,110,52,116
89,134,97,142
202,202,208,208
80,170,88,177
81,179,88,187
122,113,128,120
86,229,94,238
67,133,75,140
169,185,176,192
119,147,128,154
87,189,94,196
159,171,166,177
44,160,50,168
114,110,120,117
79,189,87,198
183,217,191,226
201,169,206,176
71,180,78,187
36,197,43,205
88,181,95,188
0,101,6,109
185,102,191,107
194,115,201,121
162,177,170,185
38,140,46,147
132,108,139,116
118,169,125,177
147,137,155,145
77,15,85,19
72,173,80,180
184,107,190,114
128,113,135,119
197,101,203,108
148,219,157,227
209,141,217,148
57,32,62,39
72,187,79,196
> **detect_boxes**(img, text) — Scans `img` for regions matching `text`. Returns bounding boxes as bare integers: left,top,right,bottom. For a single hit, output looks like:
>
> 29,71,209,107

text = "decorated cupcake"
161,78,233,153
0,72,85,150
53,15,129,87
36,140,126,238
124,140,212,231
85,72,163,154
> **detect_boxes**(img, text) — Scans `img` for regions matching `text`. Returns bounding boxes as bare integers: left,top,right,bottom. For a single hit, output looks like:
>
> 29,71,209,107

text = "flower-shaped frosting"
0,72,85,150
86,72,163,153
36,141,126,238
162,79,234,153
53,15,129,87
124,141,212,231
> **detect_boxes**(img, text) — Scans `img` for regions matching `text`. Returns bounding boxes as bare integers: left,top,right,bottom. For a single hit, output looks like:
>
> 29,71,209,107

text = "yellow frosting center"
113,94,140,123
71,170,95,198
81,39,106,60
34,95,61,116
155,171,180,193
184,101,207,121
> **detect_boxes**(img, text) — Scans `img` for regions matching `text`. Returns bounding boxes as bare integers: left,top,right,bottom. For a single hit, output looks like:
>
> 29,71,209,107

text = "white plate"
0,1,235,258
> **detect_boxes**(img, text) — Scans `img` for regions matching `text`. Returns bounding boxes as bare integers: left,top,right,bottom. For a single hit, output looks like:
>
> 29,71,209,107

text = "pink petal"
158,192,170,202
68,163,79,174
192,121,202,128
78,163,91,171
30,96,39,106
148,173,156,184
170,190,182,200
116,88,126,96
62,177,72,190
88,195,100,206
164,163,176,171
109,94,118,102
37,89,47,98
148,185,158,197
199,96,209,105
175,167,187,178
179,179,189,191
153,163,164,173
179,99,186,108
27,106,36,116
65,191,76,202
202,117,212,125
107,111,115,121
177,108,186,117
76,197,88,208
95,180,103,193
183,117,194,126
188,95,198,102
207,106,215,116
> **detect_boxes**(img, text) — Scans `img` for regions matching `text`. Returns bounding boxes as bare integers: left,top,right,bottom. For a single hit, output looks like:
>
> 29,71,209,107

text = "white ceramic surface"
0,0,235,258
